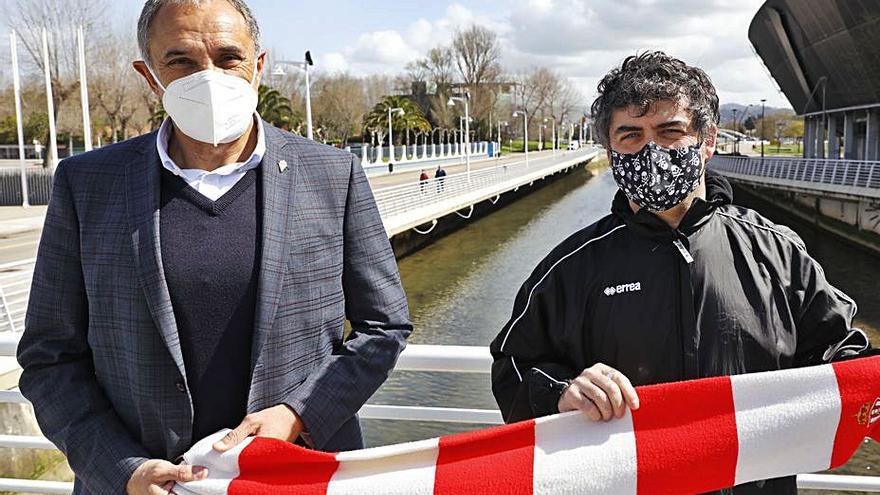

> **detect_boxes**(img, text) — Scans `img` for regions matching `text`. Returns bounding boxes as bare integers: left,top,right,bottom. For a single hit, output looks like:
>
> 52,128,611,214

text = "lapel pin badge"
278,159,288,173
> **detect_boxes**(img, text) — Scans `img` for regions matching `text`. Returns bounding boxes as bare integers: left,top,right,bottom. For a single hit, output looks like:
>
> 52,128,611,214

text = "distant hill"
719,103,793,124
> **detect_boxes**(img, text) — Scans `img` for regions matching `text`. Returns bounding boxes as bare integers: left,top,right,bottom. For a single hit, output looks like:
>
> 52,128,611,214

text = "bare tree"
410,46,456,89
91,32,150,142
452,25,501,91
451,25,502,139
546,78,583,128
4,0,109,113
4,0,110,161
363,74,395,110
404,60,428,85
511,68,554,130
313,73,367,146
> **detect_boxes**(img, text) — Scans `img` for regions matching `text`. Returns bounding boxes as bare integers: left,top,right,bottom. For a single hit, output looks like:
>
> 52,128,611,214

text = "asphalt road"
0,229,40,265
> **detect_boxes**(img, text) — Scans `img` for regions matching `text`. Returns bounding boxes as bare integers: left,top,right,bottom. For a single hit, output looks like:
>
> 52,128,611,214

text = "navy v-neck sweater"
159,167,263,442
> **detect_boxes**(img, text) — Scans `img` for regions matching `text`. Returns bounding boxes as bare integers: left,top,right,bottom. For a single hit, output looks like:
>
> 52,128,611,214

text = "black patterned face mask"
610,141,704,212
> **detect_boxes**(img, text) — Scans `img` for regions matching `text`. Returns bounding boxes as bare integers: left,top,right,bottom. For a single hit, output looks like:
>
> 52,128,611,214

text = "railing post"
0,286,17,332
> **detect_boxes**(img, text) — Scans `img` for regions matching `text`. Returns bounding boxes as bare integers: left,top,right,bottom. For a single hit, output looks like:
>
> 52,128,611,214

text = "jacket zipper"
673,238,694,264
673,243,685,379
673,231,695,380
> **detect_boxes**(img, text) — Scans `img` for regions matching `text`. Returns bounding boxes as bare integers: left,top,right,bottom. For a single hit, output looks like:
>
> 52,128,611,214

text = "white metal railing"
373,148,599,225
710,155,880,199
0,258,34,333
0,340,877,492
361,141,494,167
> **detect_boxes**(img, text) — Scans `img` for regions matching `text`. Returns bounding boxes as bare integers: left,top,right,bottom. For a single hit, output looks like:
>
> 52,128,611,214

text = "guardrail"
0,258,34,333
374,147,600,236
0,168,54,206
0,337,877,492
710,155,880,200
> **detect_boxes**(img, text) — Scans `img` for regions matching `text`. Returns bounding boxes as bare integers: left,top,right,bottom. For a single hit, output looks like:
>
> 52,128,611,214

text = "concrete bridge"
710,155,880,252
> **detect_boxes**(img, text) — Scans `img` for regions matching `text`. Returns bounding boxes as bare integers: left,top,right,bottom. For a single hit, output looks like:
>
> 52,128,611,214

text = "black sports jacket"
490,171,872,495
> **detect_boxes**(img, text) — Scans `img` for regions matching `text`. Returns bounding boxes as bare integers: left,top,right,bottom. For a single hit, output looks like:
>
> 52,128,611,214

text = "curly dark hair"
590,51,719,149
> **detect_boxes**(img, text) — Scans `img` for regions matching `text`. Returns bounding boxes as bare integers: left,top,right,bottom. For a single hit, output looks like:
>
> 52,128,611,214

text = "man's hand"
213,404,304,452
126,459,207,495
557,363,640,421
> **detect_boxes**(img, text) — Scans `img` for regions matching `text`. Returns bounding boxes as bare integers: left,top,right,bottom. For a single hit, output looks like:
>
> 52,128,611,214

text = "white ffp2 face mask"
149,66,259,146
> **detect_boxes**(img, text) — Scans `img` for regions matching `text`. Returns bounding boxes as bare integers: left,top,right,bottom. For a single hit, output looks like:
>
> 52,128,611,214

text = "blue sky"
1,0,792,109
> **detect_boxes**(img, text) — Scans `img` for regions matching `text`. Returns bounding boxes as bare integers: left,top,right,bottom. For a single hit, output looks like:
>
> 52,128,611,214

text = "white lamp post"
76,25,92,152
41,28,59,170
544,117,557,154
539,124,546,151
10,31,29,206
513,109,528,167
448,93,471,176
497,121,508,158
273,51,315,140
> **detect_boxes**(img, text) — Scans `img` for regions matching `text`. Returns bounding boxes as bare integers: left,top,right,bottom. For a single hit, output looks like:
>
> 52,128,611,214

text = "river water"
363,166,879,489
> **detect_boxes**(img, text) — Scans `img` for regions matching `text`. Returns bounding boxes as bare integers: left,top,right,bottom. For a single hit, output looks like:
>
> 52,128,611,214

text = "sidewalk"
0,206,46,237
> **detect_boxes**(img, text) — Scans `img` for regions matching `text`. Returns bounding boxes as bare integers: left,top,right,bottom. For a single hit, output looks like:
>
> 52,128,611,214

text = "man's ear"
254,50,267,88
133,60,163,99
703,124,718,162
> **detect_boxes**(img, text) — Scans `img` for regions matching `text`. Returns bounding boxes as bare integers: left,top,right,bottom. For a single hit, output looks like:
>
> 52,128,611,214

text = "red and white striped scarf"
177,357,880,495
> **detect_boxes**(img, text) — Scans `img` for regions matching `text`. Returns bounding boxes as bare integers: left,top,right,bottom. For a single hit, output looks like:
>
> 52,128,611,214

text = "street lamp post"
497,121,508,158
544,117,556,154
448,93,471,176
539,124,546,151
513,110,528,167
776,120,785,154
387,106,404,172
10,31,29,206
76,25,92,152
41,28,58,170
273,51,315,140
760,98,766,158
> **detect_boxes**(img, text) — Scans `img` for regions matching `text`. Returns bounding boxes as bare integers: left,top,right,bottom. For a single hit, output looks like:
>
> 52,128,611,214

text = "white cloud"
321,2,511,76
317,0,791,108
322,52,349,74
346,30,420,67
498,0,790,108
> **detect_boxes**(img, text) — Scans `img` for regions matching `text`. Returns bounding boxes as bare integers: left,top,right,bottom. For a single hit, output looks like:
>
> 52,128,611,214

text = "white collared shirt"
156,115,266,201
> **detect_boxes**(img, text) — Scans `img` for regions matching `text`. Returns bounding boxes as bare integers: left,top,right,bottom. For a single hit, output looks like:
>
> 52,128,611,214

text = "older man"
490,51,872,494
16,1,412,494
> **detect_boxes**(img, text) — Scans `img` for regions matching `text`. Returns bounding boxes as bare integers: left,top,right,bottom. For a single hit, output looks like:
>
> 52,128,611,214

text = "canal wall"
731,183,880,257
390,160,605,259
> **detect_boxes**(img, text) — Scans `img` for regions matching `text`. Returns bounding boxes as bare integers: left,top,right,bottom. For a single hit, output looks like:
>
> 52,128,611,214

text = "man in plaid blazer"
16,1,412,494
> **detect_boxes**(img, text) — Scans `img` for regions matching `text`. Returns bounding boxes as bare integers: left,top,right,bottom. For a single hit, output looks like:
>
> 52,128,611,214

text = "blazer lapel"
126,137,188,383
251,125,297,367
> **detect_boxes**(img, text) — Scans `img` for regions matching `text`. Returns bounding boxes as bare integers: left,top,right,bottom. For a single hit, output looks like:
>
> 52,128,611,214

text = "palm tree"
363,95,431,147
257,85,301,132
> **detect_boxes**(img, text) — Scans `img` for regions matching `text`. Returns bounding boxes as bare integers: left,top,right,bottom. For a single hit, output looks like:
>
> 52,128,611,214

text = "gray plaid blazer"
17,124,412,494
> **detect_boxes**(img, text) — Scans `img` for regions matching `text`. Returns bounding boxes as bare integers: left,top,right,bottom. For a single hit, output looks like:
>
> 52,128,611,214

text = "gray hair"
590,51,719,149
137,0,262,64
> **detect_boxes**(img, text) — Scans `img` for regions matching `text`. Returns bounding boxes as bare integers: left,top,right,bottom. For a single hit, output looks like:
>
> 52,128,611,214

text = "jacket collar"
611,168,733,241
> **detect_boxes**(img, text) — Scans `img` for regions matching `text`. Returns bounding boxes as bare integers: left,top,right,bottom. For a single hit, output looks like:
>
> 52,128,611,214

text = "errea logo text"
603,282,642,297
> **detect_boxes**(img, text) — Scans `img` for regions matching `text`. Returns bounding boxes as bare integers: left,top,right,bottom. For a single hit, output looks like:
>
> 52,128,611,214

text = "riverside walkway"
374,147,601,237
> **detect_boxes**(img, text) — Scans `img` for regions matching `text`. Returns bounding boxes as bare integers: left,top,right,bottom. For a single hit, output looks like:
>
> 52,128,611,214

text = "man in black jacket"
490,51,872,495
